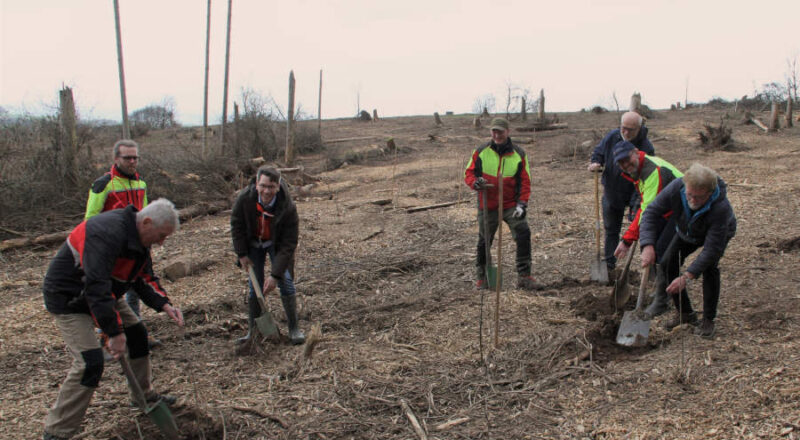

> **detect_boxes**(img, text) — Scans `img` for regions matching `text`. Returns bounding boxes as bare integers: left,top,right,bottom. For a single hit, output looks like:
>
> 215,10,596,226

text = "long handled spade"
591,170,609,283
119,356,180,439
493,165,504,348
481,187,498,289
616,264,652,347
248,266,279,338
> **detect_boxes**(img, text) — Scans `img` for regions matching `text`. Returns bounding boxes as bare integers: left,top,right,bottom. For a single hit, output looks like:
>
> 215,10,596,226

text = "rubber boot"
281,295,305,345
644,265,670,318
236,298,261,345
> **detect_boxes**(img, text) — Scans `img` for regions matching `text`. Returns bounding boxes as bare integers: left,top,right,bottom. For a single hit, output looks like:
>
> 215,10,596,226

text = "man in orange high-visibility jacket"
465,118,543,291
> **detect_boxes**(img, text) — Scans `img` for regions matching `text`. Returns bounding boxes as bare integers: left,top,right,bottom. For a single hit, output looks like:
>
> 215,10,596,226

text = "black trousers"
659,235,726,321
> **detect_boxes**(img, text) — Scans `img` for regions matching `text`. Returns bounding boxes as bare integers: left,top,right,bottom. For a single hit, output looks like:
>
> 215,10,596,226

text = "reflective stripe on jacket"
464,139,531,210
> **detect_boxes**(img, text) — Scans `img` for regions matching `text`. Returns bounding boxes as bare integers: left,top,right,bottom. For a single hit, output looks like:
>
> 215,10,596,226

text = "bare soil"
1,108,799,439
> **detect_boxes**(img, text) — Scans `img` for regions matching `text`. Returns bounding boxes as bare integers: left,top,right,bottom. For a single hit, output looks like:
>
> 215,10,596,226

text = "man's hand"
614,241,631,259
640,245,656,267
163,303,184,326
666,273,692,295
107,333,127,360
238,256,253,269
587,162,602,172
512,204,526,219
263,275,278,294
473,177,488,191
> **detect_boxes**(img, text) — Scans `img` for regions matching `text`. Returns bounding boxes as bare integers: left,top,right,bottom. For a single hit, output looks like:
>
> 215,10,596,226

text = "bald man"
588,112,655,273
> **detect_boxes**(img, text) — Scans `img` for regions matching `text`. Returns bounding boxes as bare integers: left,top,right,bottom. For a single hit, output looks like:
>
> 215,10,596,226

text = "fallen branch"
749,117,769,133
435,417,470,431
406,199,469,213
400,399,428,440
324,136,381,144
231,405,288,428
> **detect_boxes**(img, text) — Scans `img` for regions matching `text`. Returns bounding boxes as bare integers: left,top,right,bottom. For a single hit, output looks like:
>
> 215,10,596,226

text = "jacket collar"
112,164,140,181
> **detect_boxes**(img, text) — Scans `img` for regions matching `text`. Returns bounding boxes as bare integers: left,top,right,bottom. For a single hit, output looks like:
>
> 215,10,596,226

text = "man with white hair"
42,199,184,440
640,164,737,339
588,111,655,273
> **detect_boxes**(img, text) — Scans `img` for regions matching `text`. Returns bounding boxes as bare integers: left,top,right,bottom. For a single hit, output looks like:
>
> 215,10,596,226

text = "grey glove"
512,203,526,218
473,177,488,191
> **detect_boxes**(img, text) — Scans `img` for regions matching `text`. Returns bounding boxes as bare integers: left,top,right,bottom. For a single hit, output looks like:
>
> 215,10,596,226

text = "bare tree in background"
472,94,496,115
503,81,532,119
612,91,620,113
787,56,798,102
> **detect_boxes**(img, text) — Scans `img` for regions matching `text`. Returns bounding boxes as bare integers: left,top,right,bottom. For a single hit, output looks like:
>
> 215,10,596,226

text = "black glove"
473,177,488,191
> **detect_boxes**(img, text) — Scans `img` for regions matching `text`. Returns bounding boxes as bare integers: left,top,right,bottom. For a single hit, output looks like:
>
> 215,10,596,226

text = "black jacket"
230,179,298,279
590,125,655,208
43,206,171,336
640,177,737,276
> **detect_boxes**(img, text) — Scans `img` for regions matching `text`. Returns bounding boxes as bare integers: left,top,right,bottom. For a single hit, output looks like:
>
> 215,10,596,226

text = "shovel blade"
146,401,180,439
486,264,501,289
590,258,609,283
616,310,651,347
612,278,631,309
255,312,279,337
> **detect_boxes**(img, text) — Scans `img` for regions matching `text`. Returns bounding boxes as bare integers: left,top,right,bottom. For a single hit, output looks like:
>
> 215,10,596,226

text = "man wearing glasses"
639,163,737,338
231,166,305,346
587,112,656,274
85,140,159,347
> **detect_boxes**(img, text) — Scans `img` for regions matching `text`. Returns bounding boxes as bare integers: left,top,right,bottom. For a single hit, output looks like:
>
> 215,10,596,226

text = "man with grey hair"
84,139,159,346
640,164,737,338
588,112,655,273
42,199,184,440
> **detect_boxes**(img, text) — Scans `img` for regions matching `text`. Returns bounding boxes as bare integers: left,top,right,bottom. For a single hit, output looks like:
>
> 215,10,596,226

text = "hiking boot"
43,433,69,440
518,275,544,291
694,318,716,339
663,311,698,331
476,278,488,290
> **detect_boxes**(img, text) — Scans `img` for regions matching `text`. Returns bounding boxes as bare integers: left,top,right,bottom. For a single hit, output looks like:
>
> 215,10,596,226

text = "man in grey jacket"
639,163,736,338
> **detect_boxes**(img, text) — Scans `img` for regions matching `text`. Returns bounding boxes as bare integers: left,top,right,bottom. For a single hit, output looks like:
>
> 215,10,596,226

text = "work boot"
663,311,699,331
236,298,261,345
148,336,162,349
281,295,305,345
43,433,68,440
518,275,544,291
644,266,670,318
476,278,488,290
132,391,178,408
694,318,716,339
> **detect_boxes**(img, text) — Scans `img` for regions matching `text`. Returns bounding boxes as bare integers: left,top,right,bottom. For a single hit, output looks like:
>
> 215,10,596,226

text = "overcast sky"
2,0,799,126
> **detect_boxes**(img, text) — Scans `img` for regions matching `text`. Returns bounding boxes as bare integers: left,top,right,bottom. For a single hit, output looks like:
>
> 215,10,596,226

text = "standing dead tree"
769,101,780,132
434,112,443,126
59,86,78,187
537,88,545,120
286,70,297,165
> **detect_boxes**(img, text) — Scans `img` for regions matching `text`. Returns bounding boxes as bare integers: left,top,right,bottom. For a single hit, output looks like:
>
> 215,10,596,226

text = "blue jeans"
125,289,141,317
247,245,296,303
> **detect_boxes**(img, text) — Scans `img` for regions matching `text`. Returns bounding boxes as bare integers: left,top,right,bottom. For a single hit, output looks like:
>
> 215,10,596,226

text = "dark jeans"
476,207,532,278
659,236,725,321
651,215,677,265
602,196,625,270
247,245,296,304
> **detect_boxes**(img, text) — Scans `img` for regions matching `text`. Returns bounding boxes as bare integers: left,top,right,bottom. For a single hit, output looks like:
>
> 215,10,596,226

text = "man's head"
613,140,640,178
256,166,281,203
136,198,180,247
489,118,510,145
620,112,643,141
683,163,718,210
113,139,140,176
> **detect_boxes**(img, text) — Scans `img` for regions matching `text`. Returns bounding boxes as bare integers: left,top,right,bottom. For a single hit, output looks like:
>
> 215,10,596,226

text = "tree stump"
473,117,481,129
521,97,527,120
769,101,780,132
373,109,379,121
630,92,642,112
537,89,545,120
434,112,443,126
786,95,793,128
482,107,490,118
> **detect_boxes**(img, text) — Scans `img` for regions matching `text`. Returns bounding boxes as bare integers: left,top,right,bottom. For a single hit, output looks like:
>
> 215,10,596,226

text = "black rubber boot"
236,298,261,345
644,265,670,318
281,295,305,345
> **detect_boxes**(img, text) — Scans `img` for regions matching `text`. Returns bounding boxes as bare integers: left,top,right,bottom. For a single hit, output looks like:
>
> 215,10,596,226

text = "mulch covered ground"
1,109,799,439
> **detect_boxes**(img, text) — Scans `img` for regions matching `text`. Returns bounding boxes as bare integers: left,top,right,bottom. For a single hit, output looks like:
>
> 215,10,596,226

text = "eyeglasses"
119,155,139,161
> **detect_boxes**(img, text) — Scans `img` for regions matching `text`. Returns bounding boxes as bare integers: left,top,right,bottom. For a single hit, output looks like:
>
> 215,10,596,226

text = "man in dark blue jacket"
640,164,737,339
588,111,655,272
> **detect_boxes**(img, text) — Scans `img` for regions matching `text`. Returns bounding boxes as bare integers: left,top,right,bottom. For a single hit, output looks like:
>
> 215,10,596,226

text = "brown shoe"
518,275,544,291
693,318,716,339
663,311,698,331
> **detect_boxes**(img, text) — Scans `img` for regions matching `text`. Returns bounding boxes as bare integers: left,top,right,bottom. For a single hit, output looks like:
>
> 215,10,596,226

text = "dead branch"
231,405,289,428
400,399,428,440
406,200,468,213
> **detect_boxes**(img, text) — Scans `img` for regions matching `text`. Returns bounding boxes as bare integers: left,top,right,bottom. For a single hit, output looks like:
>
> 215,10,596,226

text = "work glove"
473,177,488,191
512,203,526,218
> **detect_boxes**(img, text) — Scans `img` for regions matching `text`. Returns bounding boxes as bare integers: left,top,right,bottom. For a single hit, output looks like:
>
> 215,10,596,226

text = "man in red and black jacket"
42,200,184,440
464,117,543,291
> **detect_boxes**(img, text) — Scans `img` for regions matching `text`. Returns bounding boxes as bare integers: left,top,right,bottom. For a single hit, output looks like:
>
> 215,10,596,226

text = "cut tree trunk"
538,89,545,120
769,101,780,132
434,112,443,126
786,95,793,128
